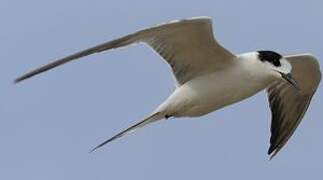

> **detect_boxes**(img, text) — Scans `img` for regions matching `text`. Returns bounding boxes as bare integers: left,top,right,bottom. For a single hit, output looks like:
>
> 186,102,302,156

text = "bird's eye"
273,60,281,67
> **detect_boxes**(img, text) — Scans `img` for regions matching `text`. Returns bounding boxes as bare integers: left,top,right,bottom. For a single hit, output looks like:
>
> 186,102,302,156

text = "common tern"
15,17,321,159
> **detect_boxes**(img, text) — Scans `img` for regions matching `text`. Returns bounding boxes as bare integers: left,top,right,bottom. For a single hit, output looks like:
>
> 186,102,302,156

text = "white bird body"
157,53,277,117
15,17,321,158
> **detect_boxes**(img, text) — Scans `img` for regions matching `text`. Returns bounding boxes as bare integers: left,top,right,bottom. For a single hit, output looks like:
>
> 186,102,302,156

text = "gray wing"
15,17,234,84
266,54,321,159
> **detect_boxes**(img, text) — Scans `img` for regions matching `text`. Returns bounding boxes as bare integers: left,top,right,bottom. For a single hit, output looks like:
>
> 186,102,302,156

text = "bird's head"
256,50,299,90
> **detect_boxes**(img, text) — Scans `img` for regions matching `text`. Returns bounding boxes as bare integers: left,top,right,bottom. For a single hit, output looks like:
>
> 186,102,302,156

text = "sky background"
1,0,323,179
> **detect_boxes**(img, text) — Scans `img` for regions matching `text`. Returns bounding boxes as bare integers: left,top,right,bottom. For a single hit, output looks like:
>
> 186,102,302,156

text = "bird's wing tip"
14,78,21,84
14,74,29,84
89,143,106,153
268,149,279,160
89,147,98,154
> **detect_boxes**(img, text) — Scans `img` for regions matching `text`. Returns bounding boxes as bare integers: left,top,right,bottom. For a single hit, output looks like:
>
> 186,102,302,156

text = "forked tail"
90,112,163,152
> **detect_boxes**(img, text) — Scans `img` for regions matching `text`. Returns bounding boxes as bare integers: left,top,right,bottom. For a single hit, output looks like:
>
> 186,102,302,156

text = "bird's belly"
165,71,272,117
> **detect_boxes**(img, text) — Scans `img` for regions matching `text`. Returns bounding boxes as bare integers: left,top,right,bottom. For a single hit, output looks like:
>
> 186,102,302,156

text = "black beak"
280,73,299,90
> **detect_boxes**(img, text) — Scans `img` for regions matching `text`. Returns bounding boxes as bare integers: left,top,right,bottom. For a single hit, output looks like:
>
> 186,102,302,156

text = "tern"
15,17,321,159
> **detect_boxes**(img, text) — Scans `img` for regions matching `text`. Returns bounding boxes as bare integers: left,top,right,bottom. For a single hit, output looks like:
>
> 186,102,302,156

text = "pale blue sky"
1,0,323,179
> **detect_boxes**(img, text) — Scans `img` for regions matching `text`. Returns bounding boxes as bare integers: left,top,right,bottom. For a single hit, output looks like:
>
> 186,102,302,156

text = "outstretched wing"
15,17,235,84
266,54,321,159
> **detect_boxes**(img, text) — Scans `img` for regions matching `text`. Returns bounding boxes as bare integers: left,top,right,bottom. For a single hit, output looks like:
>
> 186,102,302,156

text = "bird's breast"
161,67,274,117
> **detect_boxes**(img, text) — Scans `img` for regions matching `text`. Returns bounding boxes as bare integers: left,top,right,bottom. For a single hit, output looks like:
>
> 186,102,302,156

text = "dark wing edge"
266,54,321,159
14,25,145,83
14,34,135,83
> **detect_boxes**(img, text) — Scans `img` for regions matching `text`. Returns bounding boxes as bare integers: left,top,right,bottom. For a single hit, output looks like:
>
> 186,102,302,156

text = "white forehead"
238,52,292,74
265,58,292,74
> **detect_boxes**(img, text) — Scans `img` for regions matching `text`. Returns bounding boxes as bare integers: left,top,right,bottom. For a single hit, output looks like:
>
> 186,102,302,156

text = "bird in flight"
15,17,321,159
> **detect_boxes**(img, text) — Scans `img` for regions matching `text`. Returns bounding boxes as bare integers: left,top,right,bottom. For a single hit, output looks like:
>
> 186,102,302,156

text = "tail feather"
90,112,163,152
